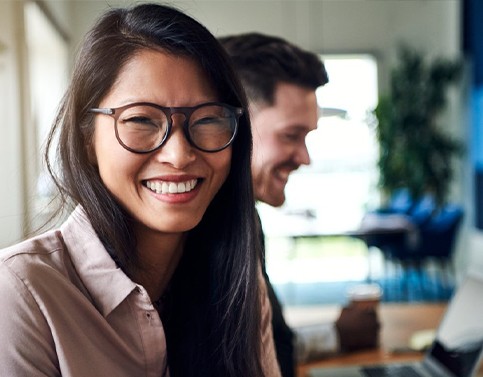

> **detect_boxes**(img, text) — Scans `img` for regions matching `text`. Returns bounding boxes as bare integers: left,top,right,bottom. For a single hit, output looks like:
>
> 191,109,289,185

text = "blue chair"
408,194,436,226
385,204,464,300
364,192,436,260
374,188,414,215
411,204,464,271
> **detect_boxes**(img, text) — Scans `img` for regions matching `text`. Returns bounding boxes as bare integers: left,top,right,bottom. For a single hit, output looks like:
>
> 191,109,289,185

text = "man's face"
250,82,319,207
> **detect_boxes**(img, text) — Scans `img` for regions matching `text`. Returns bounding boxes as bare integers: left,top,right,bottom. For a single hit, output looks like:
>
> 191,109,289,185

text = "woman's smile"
144,178,199,194
142,176,202,204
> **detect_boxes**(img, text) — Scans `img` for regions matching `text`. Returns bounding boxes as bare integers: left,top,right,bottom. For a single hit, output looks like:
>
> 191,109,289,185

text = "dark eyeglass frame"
89,101,243,154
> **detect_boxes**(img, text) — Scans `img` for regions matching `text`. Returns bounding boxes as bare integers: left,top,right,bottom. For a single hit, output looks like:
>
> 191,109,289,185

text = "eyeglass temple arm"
89,108,115,115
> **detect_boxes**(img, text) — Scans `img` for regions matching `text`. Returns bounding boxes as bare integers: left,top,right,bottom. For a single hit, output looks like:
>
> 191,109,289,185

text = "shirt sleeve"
0,264,59,376
259,268,282,377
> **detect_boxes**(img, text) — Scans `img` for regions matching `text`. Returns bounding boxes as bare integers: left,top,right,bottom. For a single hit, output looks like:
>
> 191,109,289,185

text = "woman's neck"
133,226,185,302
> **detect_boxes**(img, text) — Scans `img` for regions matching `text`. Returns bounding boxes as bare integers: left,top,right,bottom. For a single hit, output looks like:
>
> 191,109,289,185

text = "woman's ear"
86,140,98,166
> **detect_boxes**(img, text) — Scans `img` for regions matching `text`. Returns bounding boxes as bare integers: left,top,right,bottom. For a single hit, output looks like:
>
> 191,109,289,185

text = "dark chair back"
417,205,464,259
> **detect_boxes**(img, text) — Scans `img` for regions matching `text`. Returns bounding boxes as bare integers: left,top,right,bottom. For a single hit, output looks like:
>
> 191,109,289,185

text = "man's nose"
295,143,311,166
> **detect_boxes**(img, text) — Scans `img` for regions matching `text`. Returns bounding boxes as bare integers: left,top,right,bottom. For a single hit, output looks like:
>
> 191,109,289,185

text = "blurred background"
1,0,481,307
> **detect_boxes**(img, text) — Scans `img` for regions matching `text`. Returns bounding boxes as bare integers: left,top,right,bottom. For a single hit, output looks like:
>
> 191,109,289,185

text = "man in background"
220,33,379,377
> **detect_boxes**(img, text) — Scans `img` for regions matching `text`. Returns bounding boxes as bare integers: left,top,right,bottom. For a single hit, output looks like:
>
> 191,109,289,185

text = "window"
24,2,68,231
260,54,379,284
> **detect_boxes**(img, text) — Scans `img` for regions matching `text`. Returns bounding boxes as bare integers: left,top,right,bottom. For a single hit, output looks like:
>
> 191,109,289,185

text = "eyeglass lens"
115,104,237,152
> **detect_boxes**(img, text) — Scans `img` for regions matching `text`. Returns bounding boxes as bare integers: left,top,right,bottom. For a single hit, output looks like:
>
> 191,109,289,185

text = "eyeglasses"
89,102,243,153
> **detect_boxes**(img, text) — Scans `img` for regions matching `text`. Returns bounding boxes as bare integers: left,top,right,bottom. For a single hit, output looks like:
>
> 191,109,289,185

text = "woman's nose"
153,115,196,168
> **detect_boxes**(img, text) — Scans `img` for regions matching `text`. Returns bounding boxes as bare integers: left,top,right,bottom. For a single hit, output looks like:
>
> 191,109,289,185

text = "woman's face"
90,49,231,237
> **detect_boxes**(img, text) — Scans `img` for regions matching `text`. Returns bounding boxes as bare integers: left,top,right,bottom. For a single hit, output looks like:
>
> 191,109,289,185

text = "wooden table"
284,303,473,377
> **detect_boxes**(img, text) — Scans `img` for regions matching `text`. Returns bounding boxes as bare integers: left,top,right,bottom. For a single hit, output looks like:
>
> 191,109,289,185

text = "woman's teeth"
145,179,198,194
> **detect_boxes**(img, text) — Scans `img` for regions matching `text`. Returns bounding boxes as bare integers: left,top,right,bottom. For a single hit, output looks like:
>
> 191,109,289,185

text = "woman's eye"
123,116,159,128
194,116,217,124
127,116,154,124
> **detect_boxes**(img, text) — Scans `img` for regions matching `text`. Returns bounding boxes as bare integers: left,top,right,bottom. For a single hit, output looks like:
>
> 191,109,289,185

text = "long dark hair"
45,4,263,376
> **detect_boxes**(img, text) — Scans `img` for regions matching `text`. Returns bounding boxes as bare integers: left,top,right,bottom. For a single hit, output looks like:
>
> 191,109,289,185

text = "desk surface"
286,303,483,377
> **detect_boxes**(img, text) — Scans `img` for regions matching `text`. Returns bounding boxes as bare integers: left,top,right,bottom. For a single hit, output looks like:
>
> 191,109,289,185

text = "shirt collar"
60,205,138,317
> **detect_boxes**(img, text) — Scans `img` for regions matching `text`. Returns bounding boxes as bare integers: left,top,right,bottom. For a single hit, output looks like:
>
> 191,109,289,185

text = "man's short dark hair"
220,32,329,106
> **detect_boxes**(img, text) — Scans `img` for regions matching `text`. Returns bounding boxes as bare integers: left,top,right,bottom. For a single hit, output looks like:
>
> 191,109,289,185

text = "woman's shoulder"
0,229,65,271
0,231,68,375
0,229,76,296
0,206,91,280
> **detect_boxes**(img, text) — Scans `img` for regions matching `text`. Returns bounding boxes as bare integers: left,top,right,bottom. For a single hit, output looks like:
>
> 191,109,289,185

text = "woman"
0,4,280,376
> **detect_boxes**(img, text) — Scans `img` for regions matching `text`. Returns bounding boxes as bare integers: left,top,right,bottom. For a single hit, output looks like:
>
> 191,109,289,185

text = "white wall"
0,0,72,248
70,0,461,94
0,1,26,247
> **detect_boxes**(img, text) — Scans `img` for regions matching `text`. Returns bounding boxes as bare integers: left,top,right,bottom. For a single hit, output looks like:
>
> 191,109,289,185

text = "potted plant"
374,46,464,206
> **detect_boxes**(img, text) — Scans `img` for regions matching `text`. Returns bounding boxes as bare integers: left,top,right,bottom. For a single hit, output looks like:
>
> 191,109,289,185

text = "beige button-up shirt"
0,206,280,377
